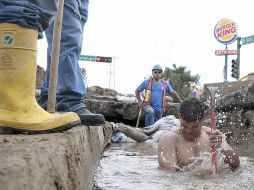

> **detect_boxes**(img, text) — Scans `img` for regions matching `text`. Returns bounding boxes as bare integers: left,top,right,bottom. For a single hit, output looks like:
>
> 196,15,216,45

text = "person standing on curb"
0,0,104,134
37,0,105,126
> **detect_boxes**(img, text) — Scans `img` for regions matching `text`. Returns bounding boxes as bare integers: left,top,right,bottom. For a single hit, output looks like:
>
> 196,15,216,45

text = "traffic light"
231,59,239,79
96,56,112,63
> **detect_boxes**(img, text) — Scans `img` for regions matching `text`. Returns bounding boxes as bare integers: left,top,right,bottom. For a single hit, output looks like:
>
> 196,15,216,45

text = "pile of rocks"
216,82,254,144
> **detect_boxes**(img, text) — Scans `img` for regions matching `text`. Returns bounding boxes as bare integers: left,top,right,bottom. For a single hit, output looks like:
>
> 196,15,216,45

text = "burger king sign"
214,19,238,45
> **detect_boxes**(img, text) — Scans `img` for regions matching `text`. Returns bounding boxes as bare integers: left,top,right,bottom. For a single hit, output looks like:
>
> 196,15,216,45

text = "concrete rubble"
215,81,254,144
0,122,112,190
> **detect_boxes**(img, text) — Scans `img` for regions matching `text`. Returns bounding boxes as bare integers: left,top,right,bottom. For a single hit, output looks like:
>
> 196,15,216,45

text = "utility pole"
230,37,241,80
223,45,228,82
236,37,241,78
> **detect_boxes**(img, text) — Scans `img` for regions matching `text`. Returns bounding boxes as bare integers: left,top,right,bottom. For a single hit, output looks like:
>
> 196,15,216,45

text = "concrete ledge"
0,124,106,190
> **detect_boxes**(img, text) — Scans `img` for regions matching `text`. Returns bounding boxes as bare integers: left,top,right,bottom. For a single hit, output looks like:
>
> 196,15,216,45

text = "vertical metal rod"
236,37,241,79
224,45,228,82
47,0,65,113
108,62,112,88
113,57,116,90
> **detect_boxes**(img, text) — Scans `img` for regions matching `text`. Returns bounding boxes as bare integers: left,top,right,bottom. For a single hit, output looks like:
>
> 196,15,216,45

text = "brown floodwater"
93,142,254,190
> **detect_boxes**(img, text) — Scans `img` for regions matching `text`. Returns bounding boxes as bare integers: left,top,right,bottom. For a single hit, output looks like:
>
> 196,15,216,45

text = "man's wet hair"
179,98,208,122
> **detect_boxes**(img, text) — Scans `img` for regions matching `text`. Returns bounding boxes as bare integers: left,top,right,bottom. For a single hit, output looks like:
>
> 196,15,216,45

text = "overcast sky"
37,0,254,94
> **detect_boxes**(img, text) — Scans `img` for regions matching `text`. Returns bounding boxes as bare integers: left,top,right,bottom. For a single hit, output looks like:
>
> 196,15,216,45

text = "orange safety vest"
143,78,167,113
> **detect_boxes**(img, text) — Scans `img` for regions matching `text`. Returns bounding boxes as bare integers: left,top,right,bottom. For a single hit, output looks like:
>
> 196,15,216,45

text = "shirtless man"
158,98,240,171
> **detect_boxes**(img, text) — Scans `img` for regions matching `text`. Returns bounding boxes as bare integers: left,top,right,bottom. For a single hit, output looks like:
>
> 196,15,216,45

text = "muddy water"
93,142,254,190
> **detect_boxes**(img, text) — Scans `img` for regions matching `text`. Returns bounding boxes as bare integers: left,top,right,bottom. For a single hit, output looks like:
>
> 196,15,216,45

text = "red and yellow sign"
214,19,238,45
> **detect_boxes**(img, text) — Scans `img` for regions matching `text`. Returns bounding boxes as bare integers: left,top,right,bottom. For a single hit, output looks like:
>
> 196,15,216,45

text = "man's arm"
135,88,143,107
170,91,182,103
220,136,240,169
158,132,178,171
135,88,142,102
208,130,240,169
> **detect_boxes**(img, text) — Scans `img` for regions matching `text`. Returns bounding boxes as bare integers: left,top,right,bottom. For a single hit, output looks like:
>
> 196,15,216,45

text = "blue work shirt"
137,79,174,114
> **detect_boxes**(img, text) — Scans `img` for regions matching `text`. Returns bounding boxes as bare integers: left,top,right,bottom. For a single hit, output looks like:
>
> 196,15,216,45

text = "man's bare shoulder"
200,126,210,132
201,126,210,130
159,128,180,143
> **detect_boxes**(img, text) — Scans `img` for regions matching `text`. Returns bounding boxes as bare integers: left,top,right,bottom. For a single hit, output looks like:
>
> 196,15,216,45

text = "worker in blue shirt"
135,64,182,127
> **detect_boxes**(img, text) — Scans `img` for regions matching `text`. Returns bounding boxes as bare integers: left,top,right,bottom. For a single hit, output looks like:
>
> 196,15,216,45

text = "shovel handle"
47,0,65,113
135,108,142,128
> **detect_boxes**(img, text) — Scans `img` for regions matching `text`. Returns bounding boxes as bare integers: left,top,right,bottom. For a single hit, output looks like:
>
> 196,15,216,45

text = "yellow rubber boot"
0,23,81,134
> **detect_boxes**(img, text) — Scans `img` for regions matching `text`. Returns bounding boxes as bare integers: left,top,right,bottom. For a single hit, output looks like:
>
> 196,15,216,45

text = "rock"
216,81,254,112
85,86,181,124
112,123,150,142
214,81,254,144
0,125,106,190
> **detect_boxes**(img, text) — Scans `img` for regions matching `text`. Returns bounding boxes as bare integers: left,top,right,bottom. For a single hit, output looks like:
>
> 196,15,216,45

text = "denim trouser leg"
143,105,162,126
0,0,58,38
38,0,89,112
144,105,155,126
155,111,163,123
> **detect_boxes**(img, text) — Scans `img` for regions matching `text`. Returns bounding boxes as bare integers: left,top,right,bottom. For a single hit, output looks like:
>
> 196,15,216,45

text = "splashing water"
182,150,228,178
93,143,254,190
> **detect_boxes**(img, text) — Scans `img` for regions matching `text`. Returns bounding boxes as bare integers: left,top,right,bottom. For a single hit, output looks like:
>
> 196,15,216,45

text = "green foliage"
163,64,200,99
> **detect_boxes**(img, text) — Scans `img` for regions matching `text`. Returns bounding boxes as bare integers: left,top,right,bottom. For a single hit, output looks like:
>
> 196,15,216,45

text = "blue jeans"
143,105,162,127
0,0,89,112
0,0,58,39
38,0,89,112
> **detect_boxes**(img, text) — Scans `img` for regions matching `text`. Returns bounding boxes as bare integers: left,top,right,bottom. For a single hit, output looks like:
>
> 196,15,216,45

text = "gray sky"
38,0,254,94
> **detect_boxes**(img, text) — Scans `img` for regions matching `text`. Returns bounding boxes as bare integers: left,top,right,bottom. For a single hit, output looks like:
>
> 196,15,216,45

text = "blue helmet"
152,64,163,72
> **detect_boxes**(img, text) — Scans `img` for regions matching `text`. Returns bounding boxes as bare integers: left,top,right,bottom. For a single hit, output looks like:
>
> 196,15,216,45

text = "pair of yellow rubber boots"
0,23,81,134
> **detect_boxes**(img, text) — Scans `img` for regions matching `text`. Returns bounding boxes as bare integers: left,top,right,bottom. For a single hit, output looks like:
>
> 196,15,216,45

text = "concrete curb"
0,125,105,190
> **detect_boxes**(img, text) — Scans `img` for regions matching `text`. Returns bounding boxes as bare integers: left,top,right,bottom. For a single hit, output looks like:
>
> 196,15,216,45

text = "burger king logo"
214,19,238,45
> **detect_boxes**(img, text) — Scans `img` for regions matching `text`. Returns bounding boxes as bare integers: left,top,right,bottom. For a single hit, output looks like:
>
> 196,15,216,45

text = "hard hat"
152,64,163,72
